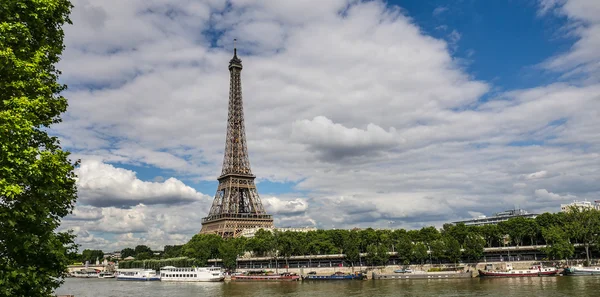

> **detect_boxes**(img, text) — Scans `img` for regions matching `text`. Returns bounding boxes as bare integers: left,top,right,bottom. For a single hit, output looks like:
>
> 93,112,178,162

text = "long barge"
303,272,365,280
231,272,300,281
372,271,472,280
478,263,558,277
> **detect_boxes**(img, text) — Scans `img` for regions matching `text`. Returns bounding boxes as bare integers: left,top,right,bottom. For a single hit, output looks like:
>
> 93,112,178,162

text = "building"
560,200,600,212
199,42,274,238
239,227,317,238
452,209,538,226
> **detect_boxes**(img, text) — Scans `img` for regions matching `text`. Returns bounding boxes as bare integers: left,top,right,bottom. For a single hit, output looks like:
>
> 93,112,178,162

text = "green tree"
463,234,485,262
365,244,380,266
81,249,104,263
163,245,183,258
121,248,135,258
343,231,360,266
395,235,413,265
542,225,574,260
480,224,502,247
499,217,530,246
359,228,378,252
430,239,446,264
565,208,600,264
377,244,390,266
443,236,462,266
412,242,429,265
219,238,245,271
418,226,441,244
275,231,299,270
183,234,223,266
0,0,78,296
135,252,152,260
134,245,152,256
442,223,469,246
247,229,274,257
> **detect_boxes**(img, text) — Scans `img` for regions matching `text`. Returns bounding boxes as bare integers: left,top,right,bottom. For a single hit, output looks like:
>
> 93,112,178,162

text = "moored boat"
116,269,160,281
98,271,115,279
231,271,300,281
72,269,100,278
564,266,600,276
304,271,365,280
159,266,224,282
479,263,558,277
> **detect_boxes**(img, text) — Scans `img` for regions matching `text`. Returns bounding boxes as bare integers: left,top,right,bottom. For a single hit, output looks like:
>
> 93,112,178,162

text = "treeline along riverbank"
106,208,600,270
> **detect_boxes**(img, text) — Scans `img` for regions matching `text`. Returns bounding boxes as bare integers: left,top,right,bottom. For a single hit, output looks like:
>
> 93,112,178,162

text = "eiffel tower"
200,43,274,238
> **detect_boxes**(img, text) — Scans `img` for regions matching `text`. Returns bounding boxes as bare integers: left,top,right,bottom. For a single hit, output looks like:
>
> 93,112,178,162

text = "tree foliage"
81,249,104,264
120,248,135,259
0,0,77,296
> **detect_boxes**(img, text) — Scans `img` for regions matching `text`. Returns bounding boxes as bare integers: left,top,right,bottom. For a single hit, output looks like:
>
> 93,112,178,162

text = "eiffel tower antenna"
199,42,274,238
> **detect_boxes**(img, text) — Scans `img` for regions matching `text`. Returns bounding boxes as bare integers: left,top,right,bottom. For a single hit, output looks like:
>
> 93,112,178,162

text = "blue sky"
54,0,600,251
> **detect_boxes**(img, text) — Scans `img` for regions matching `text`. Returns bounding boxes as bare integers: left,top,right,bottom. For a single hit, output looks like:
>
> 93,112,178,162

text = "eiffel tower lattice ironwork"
200,43,273,238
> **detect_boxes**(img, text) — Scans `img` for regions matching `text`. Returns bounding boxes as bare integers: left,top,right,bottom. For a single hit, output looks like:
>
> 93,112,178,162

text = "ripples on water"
56,276,600,297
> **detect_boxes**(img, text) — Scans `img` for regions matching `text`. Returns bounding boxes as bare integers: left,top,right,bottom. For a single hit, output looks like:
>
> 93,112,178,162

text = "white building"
560,200,600,212
452,209,538,226
239,226,317,238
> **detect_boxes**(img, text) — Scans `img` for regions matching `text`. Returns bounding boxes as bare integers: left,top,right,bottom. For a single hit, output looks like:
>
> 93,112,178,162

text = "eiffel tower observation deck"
200,42,274,238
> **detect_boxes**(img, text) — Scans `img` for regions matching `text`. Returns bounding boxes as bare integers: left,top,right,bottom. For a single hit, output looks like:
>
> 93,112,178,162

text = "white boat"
98,271,115,278
116,269,160,281
564,266,600,276
159,266,224,282
72,269,100,278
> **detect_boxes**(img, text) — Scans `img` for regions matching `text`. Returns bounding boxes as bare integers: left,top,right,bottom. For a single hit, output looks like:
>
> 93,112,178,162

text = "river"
56,276,600,296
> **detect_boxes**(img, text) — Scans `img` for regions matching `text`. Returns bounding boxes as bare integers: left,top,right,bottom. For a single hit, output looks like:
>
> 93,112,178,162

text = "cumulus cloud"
291,116,399,160
262,196,308,216
538,0,600,80
75,160,208,208
526,170,549,180
534,188,577,201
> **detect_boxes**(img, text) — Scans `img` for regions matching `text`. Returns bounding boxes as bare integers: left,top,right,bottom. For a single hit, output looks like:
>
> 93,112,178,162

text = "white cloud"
432,6,448,16
75,160,209,207
262,196,308,215
291,116,399,160
538,0,600,80
534,188,577,201
526,170,549,180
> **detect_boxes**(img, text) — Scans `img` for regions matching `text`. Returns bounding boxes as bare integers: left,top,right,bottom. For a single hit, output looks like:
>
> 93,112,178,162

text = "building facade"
560,200,600,212
452,209,538,226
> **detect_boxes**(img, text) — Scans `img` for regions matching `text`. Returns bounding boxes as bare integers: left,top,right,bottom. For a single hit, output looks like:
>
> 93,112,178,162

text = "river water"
56,276,600,297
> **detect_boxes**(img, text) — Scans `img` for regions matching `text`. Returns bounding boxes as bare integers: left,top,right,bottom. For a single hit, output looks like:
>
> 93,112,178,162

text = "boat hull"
116,276,161,281
161,277,224,282
304,274,364,280
478,270,558,277
373,272,472,280
231,276,300,282
564,267,600,276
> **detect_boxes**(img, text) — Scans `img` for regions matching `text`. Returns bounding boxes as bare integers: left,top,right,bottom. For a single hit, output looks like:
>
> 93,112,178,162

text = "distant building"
560,200,600,212
239,226,317,238
452,209,538,226
103,251,121,260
